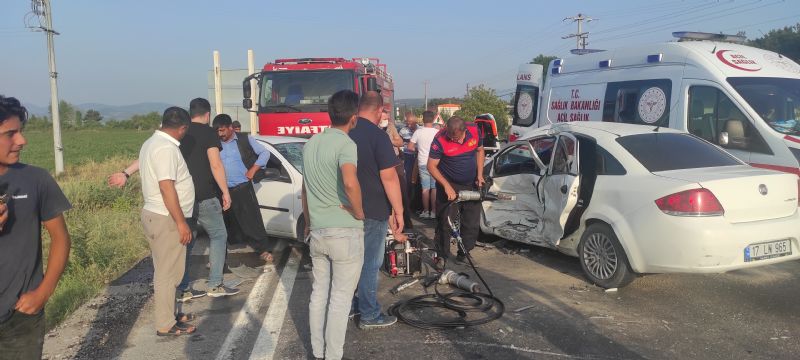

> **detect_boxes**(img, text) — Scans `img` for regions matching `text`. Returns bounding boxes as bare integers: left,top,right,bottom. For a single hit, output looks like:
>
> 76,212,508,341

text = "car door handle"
560,185,568,194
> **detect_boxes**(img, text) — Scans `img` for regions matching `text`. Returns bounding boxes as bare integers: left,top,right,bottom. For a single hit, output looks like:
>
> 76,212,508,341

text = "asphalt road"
43,217,800,360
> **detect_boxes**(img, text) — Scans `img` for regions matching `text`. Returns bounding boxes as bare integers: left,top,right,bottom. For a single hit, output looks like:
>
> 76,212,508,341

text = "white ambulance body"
510,36,800,175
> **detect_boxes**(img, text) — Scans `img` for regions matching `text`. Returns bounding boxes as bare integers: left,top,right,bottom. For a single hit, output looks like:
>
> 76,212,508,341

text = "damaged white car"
481,122,800,288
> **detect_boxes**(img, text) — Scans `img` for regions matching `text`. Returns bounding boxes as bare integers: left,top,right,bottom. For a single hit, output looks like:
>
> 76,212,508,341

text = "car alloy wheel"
578,223,636,288
582,232,618,280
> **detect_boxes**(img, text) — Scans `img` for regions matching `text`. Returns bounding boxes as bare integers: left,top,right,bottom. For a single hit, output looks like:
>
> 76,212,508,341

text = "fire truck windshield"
260,70,354,112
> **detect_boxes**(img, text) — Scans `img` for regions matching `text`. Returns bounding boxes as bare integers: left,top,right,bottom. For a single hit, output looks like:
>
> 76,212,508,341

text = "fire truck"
242,57,394,136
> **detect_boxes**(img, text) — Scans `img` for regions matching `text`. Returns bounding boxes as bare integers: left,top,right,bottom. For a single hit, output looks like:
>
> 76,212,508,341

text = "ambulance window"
602,79,671,126
688,86,771,154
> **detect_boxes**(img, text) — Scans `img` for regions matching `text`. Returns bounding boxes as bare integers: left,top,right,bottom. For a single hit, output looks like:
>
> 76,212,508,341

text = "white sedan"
252,135,307,241
480,122,800,288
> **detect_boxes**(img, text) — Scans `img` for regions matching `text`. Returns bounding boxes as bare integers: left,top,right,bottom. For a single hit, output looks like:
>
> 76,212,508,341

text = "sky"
1,0,798,107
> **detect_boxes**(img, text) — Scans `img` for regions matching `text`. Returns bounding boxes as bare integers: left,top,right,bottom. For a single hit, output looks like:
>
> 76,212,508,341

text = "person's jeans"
402,152,416,186
308,227,364,360
0,310,45,360
418,164,436,190
180,197,228,290
355,218,388,321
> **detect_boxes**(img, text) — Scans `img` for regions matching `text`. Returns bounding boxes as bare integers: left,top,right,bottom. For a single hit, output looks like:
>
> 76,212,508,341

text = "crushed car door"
483,138,550,245
540,133,581,248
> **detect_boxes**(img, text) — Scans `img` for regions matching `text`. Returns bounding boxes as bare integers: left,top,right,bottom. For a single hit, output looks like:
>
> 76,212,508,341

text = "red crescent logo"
716,50,761,72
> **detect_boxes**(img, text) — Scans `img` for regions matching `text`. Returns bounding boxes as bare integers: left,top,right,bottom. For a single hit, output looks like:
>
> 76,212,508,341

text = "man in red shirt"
427,116,485,264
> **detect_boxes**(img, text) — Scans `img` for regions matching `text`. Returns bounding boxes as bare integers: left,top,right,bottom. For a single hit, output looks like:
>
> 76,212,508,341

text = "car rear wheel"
578,223,636,288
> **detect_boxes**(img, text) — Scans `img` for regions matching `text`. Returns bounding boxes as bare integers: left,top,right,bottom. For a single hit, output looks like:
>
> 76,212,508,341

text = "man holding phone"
0,95,72,358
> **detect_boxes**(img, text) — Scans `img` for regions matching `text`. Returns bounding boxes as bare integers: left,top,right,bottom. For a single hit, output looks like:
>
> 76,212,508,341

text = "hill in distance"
24,102,176,121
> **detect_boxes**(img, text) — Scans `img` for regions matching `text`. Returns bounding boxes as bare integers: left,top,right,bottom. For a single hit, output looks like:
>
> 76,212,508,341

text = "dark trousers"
225,181,281,253
402,153,416,186
435,182,481,259
395,160,413,230
0,310,45,360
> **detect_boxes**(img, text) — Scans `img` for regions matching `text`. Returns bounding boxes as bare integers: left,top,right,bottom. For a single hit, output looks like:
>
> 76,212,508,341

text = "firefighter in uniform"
427,116,485,264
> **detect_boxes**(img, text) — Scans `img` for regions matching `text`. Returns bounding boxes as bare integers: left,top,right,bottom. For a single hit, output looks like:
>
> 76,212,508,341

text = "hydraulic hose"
387,197,505,330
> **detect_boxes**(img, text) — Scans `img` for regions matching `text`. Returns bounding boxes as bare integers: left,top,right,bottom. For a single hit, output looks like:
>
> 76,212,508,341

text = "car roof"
523,122,684,141
252,135,308,145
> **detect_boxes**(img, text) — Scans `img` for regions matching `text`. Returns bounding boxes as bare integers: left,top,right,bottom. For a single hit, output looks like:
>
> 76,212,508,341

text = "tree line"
26,100,161,131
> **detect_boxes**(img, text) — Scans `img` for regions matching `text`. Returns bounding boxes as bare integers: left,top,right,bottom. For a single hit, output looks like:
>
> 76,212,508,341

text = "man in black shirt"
0,95,72,359
109,98,239,300
348,91,405,329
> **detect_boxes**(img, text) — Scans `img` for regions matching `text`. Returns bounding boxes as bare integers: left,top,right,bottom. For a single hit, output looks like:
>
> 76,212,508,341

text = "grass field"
21,129,152,172
21,129,152,328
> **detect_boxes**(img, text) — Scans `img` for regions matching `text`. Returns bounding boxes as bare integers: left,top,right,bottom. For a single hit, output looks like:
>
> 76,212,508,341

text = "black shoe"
455,254,469,265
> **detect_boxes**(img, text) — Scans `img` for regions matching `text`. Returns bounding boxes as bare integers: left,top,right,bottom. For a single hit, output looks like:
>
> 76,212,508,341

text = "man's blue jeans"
354,218,388,321
180,197,228,290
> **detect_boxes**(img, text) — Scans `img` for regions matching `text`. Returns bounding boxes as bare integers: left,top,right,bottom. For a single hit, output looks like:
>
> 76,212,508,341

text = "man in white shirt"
139,107,197,336
407,111,441,219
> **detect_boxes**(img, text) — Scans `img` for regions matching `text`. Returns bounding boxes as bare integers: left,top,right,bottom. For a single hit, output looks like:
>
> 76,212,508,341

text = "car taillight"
509,133,519,142
655,188,724,216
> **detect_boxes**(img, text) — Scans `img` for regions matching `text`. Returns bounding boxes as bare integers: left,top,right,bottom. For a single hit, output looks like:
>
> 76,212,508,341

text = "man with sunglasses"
427,116,485,265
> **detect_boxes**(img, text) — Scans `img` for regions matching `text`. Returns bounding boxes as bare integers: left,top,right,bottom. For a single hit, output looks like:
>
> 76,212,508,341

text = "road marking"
249,251,301,360
405,340,609,359
215,264,278,360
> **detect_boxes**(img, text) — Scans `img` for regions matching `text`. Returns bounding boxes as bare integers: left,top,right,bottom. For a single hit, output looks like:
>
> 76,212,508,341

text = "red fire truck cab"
242,57,394,137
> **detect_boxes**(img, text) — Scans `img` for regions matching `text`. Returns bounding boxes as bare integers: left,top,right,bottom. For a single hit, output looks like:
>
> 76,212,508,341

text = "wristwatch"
122,170,130,179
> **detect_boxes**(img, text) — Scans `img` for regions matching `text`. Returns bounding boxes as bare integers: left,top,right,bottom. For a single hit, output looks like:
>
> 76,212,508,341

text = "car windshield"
727,77,800,136
260,70,354,112
616,133,741,172
272,142,305,174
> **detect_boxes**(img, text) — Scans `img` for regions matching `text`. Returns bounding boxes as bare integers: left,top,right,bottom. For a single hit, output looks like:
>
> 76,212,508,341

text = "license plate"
744,239,792,262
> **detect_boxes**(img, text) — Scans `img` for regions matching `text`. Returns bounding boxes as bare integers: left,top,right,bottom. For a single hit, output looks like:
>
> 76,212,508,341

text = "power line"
720,13,800,33
591,0,784,45
589,0,723,38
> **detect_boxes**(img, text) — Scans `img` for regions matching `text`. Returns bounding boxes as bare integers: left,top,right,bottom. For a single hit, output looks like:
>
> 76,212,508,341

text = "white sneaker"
423,211,433,219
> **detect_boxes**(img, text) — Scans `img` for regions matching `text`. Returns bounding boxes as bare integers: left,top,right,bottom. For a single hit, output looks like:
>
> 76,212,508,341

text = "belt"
229,182,251,191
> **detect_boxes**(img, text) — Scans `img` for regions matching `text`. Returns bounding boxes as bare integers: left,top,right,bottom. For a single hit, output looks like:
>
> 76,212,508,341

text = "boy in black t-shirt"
0,96,72,359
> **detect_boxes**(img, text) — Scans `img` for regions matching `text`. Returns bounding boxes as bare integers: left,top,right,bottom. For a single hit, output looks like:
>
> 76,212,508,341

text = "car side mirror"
718,131,729,146
243,98,253,110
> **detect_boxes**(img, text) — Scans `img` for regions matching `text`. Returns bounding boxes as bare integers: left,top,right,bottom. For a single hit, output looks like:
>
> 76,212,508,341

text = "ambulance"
509,32,800,175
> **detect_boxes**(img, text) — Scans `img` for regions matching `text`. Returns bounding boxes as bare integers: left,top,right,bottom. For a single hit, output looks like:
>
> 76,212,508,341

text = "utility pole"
466,83,470,97
563,13,594,50
247,49,258,134
213,50,223,116
38,0,64,175
423,80,429,110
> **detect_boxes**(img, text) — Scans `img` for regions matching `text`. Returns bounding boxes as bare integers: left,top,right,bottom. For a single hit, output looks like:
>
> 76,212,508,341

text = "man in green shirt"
301,90,364,360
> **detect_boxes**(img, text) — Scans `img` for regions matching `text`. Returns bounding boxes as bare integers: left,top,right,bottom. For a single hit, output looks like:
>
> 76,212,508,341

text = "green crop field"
19,128,153,328
21,129,152,171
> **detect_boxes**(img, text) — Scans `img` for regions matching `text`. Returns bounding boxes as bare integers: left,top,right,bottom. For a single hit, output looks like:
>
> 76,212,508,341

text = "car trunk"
654,165,798,223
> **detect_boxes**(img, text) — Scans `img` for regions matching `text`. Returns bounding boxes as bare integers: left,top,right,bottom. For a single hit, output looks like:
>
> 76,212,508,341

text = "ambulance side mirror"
718,131,729,146
243,98,253,110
